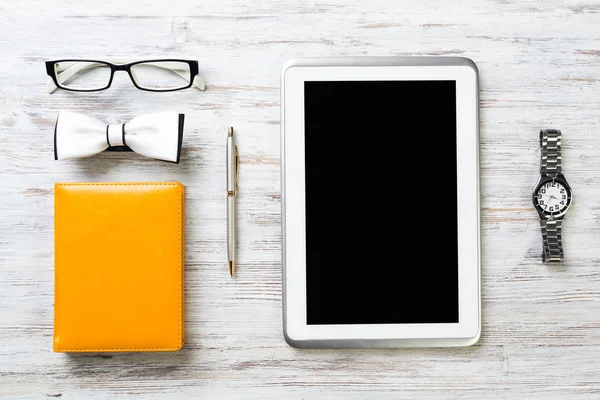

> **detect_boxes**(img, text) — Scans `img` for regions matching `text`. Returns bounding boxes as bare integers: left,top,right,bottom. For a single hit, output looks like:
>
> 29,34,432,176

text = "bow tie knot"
54,110,184,163
106,123,126,147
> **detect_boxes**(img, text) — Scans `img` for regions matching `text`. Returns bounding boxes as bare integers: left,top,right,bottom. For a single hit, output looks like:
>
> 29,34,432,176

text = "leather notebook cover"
53,182,185,352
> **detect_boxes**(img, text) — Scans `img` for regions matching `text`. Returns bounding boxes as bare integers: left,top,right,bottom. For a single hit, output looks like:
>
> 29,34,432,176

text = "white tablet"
280,56,481,348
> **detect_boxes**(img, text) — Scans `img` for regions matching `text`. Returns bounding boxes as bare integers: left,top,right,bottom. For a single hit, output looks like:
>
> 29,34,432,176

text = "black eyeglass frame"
45,59,200,93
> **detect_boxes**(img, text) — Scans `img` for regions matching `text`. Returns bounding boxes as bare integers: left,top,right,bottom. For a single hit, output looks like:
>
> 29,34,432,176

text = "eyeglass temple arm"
46,59,206,93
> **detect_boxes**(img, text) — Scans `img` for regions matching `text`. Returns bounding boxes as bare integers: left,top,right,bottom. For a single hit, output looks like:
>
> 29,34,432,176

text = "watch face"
535,180,572,216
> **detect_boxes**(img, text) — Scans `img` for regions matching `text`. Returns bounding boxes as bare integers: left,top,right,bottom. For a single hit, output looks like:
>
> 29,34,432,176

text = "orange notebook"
53,182,185,352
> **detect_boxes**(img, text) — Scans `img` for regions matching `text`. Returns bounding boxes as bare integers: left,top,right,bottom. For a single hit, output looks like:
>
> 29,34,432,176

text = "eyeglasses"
45,58,206,93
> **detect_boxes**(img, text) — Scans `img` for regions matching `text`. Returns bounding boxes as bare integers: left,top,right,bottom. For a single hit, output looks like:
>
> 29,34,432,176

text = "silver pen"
226,126,239,277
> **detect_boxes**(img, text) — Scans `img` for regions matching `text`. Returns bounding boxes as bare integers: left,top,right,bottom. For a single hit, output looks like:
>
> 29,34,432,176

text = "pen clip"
235,146,239,196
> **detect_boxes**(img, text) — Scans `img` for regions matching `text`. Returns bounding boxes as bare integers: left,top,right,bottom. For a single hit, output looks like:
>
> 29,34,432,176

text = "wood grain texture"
1,0,600,398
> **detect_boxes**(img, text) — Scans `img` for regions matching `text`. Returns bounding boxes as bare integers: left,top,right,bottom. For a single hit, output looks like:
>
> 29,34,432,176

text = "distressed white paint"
1,0,600,398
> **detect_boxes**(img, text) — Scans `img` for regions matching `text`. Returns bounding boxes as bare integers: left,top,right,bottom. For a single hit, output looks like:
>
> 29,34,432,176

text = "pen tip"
228,126,234,137
228,260,235,277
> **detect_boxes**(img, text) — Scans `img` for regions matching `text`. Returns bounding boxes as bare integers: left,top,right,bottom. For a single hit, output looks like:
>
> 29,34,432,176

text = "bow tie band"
54,110,184,163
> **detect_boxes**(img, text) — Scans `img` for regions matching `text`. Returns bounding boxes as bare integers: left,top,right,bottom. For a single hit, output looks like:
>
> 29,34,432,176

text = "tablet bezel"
281,57,481,348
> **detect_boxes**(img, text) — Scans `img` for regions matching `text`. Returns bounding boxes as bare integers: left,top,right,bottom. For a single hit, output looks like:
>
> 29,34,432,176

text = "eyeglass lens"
54,61,111,91
131,61,192,90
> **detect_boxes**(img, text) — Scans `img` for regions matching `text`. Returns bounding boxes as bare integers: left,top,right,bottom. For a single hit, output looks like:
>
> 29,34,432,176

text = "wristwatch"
532,129,573,263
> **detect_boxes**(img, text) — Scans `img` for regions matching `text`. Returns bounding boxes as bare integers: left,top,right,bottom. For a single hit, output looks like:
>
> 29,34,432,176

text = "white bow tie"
54,110,184,163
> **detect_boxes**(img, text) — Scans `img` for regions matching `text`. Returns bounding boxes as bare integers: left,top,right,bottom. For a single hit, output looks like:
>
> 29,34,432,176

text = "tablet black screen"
304,80,459,325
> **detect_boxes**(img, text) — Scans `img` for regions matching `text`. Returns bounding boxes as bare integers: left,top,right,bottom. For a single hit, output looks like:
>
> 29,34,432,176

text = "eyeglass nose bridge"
113,64,130,72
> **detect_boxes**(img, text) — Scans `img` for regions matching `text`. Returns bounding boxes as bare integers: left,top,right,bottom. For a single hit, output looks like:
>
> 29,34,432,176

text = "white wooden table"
1,1,600,398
